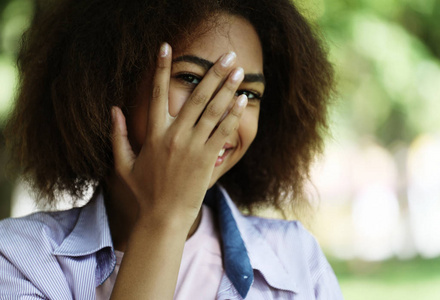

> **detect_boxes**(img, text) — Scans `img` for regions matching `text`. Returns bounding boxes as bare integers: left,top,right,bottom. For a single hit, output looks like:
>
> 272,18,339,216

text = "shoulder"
0,207,81,257
0,208,82,298
245,215,318,249
242,215,343,298
245,215,332,278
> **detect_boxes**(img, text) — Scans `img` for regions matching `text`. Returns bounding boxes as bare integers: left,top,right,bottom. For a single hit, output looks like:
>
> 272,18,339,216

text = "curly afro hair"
4,0,334,215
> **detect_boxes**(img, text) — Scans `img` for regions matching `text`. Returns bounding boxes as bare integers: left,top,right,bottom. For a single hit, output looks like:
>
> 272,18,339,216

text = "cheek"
239,110,259,148
168,83,191,117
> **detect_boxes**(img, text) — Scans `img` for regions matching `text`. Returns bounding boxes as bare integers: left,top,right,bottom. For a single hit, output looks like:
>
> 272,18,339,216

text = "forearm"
110,216,190,299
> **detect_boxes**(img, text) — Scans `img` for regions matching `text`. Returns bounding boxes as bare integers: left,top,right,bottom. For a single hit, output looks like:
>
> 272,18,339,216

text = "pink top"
96,204,223,299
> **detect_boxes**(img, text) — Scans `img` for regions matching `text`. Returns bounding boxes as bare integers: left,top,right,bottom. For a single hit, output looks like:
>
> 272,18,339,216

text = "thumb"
111,106,136,176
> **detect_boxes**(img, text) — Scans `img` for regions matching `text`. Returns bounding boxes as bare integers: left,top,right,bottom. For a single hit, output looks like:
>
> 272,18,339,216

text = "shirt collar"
50,186,301,293
52,189,113,257
212,184,300,295
52,189,116,286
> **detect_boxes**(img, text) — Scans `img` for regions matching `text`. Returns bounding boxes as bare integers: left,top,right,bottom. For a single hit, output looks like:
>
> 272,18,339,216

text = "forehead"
173,14,263,74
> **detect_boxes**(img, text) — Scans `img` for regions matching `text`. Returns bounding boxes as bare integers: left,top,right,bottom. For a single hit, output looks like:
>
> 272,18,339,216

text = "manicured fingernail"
160,43,170,57
237,95,248,107
231,68,244,82
221,51,236,67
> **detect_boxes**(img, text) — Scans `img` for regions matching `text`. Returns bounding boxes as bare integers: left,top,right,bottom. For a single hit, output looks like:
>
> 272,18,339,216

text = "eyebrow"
173,55,266,85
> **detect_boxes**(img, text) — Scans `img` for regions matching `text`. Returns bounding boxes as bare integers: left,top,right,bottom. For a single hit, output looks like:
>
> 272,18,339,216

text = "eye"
176,73,201,85
235,90,262,101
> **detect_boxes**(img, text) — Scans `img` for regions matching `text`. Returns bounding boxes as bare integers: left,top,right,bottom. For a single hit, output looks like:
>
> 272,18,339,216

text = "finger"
111,106,136,177
206,95,248,150
148,43,172,133
173,51,237,129
194,67,244,140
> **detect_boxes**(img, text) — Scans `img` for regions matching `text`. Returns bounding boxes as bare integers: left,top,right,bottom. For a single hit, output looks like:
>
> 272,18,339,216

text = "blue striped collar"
51,185,299,297
52,191,112,257
52,190,116,286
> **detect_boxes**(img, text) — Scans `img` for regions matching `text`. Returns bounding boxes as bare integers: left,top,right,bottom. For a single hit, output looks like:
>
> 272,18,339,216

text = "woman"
1,0,342,299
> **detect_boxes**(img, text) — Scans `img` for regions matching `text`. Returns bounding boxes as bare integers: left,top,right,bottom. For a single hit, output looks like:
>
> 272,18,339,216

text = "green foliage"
0,0,32,122
298,0,440,146
330,256,440,299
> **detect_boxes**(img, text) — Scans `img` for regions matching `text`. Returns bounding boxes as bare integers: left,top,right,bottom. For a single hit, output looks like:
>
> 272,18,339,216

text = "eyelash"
175,73,263,101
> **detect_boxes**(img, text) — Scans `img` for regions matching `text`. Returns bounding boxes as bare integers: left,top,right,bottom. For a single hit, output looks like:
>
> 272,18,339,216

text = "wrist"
133,209,194,238
135,195,203,230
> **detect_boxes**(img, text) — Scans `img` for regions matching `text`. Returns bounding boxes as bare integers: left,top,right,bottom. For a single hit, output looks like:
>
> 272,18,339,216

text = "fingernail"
231,68,244,82
221,51,236,67
237,95,248,107
160,43,170,57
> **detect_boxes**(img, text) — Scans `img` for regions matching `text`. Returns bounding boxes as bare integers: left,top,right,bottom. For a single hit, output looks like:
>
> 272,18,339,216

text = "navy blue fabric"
205,187,254,298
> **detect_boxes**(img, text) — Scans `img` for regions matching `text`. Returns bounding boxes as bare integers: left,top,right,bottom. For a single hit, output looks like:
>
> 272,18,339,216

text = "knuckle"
212,66,224,79
230,106,243,118
152,85,162,100
190,93,209,106
224,80,238,93
218,125,232,137
156,59,168,69
225,85,237,95
206,103,222,118
168,134,182,151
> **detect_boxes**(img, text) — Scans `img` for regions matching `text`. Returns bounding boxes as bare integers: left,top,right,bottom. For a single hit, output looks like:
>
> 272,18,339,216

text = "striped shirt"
0,185,343,299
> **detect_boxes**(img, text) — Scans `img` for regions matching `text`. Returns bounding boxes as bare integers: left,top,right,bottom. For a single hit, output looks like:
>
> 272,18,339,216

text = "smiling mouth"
215,144,233,167
218,148,226,157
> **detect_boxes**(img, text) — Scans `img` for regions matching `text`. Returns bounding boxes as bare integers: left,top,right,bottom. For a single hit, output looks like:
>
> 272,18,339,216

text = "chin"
207,181,217,189
207,164,233,190
207,173,220,189
207,169,225,190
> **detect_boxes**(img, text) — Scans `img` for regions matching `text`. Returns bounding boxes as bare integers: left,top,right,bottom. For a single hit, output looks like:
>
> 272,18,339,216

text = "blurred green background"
1,0,440,299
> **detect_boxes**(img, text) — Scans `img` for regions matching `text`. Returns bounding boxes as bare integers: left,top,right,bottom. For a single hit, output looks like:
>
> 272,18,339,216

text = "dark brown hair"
4,0,334,214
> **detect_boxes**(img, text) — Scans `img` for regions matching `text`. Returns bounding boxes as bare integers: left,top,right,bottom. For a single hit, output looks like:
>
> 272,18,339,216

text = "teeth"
218,148,226,157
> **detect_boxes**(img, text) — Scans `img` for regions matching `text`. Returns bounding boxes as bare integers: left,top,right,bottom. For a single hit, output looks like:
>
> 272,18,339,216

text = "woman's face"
128,14,264,187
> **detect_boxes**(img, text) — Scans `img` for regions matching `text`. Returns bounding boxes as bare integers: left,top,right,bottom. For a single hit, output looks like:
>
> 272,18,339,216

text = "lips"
215,143,234,167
